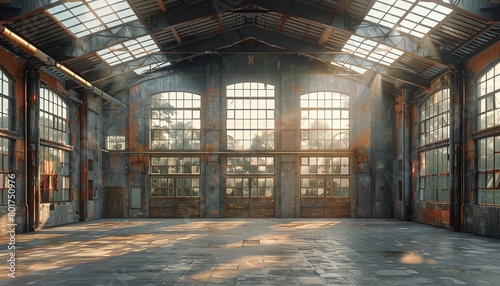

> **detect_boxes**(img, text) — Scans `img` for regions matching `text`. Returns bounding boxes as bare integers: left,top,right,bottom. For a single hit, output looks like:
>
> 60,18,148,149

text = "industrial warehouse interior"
0,0,500,284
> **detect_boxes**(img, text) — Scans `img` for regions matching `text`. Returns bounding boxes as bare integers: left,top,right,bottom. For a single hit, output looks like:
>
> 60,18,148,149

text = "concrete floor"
1,218,500,285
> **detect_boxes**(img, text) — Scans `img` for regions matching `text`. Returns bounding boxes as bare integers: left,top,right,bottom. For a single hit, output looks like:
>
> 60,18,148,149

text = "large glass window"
477,62,500,206
40,146,70,202
477,62,500,130
419,147,449,202
300,92,349,150
150,156,201,197
225,156,275,197
418,89,450,203
0,69,13,206
226,83,275,150
419,89,449,145
477,136,500,206
39,88,71,203
40,88,70,145
300,156,350,197
151,92,201,150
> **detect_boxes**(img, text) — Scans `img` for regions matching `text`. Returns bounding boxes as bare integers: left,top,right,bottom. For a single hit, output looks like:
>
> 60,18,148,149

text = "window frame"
300,91,350,150
226,82,275,150
150,91,201,150
417,89,450,203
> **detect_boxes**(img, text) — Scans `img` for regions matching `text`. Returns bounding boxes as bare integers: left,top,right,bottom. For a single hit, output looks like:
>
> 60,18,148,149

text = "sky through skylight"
364,0,452,38
48,0,139,38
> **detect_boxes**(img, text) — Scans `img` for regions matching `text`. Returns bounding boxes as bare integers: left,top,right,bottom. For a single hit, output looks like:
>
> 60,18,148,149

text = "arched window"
418,89,450,202
151,92,201,150
0,69,13,206
226,82,275,150
300,92,349,150
39,88,71,203
477,62,500,206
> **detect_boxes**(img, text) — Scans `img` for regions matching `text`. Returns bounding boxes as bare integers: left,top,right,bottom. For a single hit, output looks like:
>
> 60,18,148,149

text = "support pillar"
26,69,40,232
79,92,88,221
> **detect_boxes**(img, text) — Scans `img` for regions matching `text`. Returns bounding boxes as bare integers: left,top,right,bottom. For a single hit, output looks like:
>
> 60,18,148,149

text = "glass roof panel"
330,61,367,74
47,0,139,38
342,35,403,66
97,35,160,66
363,0,452,38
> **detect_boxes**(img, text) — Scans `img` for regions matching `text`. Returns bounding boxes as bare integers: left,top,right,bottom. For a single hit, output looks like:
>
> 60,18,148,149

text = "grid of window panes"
151,92,201,150
419,89,449,146
226,83,275,150
418,147,449,202
364,0,452,38
300,157,350,198
226,157,274,174
106,135,125,150
150,156,200,174
301,92,349,149
0,138,12,205
225,178,274,197
300,157,349,175
150,177,200,197
226,156,275,197
48,0,139,38
40,88,70,145
300,177,349,197
40,146,70,202
477,136,500,205
477,62,500,130
0,69,12,130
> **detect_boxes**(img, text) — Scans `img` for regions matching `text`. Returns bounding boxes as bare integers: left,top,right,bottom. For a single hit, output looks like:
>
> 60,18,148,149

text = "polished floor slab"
1,218,500,285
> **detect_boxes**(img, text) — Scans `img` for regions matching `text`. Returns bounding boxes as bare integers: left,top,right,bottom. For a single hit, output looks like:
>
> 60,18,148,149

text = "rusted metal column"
26,69,40,232
79,92,88,221
449,70,463,231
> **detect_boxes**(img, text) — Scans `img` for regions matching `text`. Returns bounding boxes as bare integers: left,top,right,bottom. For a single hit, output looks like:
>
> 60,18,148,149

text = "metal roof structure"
0,0,499,99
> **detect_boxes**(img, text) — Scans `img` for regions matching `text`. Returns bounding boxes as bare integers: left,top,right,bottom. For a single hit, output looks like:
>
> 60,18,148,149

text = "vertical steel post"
402,90,412,220
26,69,40,232
449,71,463,231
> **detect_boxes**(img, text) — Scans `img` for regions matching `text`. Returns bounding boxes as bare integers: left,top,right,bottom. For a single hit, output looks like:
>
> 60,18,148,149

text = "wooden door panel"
105,187,124,218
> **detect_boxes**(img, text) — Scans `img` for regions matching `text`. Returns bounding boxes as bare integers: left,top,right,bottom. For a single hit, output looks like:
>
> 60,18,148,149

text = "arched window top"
227,82,275,98
419,88,449,146
0,68,13,131
0,68,13,98
152,91,201,108
40,88,70,145
151,91,201,150
300,91,349,108
477,62,500,130
300,91,350,150
478,61,500,94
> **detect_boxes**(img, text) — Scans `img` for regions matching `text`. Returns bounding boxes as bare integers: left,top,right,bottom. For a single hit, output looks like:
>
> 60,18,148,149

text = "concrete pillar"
204,73,222,217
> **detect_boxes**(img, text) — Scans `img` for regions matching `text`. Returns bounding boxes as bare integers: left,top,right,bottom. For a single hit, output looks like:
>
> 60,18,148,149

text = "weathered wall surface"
103,55,395,219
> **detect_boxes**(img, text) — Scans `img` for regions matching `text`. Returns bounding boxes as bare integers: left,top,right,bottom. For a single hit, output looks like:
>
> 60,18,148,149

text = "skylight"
134,61,172,75
97,35,160,66
364,0,453,38
48,0,139,38
330,61,367,74
342,35,404,66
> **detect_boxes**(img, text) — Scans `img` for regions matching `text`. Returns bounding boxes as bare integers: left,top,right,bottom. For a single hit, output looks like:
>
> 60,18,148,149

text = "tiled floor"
1,218,500,285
